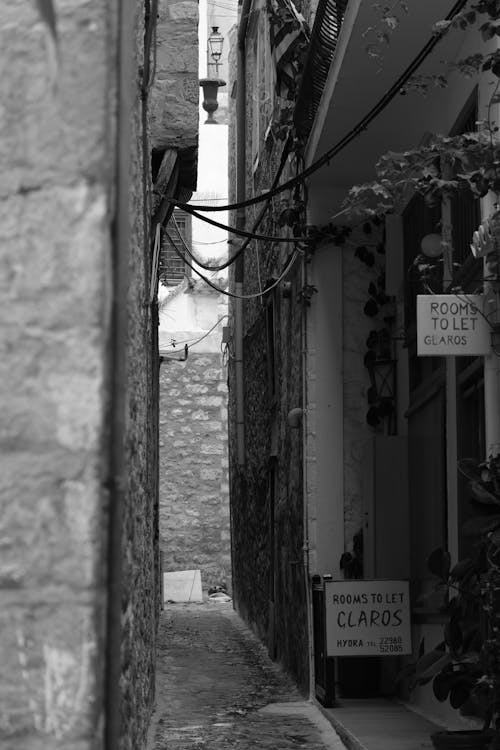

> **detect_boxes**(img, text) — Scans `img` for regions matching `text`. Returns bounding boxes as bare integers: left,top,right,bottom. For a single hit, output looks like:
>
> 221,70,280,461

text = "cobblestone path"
149,601,346,750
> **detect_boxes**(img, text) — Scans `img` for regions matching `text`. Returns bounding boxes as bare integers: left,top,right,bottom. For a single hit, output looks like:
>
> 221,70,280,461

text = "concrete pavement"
148,601,346,750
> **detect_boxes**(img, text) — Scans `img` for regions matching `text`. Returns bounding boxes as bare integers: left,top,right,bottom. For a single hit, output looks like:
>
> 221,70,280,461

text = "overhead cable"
165,0,468,215
164,229,300,299
170,134,293,272
184,204,310,242
161,315,230,348
171,215,229,271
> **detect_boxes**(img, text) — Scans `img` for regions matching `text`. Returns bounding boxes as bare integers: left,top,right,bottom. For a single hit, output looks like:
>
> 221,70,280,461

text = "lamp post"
199,27,226,124
207,26,223,77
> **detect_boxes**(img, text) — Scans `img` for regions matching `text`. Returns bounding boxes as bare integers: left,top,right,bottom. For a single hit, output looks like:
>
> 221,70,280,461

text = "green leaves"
449,558,475,583
428,548,451,580
470,481,500,506
461,515,500,538
415,650,452,684
458,458,485,482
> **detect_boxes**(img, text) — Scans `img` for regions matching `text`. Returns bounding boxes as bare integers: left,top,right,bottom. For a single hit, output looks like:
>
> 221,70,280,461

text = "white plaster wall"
159,288,227,354
158,0,233,356
306,243,345,577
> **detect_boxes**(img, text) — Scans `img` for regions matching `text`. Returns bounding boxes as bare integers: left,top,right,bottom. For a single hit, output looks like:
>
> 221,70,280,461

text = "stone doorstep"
316,698,442,750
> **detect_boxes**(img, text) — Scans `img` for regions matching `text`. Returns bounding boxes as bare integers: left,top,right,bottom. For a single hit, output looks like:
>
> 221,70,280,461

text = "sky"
191,0,237,264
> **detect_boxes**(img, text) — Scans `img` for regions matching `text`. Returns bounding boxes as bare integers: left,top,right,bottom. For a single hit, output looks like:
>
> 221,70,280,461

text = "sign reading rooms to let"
324,580,412,657
417,294,491,356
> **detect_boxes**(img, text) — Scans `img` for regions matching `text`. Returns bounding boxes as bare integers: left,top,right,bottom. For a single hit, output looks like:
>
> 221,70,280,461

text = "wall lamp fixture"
199,27,226,124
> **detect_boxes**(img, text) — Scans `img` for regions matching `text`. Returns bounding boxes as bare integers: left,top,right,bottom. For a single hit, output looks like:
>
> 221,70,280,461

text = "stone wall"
120,9,159,742
0,1,185,748
159,353,231,590
151,0,199,151
227,15,309,690
0,1,119,747
229,261,309,691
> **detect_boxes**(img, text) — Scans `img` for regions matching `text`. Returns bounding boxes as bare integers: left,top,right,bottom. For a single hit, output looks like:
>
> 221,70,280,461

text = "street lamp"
199,27,226,124
208,26,224,76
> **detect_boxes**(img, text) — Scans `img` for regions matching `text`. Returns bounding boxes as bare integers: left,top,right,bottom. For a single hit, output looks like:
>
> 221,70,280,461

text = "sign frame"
324,579,412,657
417,294,491,357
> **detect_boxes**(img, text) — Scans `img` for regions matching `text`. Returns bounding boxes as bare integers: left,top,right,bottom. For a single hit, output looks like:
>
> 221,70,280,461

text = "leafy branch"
342,123,500,220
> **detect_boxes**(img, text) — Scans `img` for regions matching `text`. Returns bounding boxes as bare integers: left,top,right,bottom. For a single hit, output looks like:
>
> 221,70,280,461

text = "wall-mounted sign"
324,579,411,657
417,294,491,356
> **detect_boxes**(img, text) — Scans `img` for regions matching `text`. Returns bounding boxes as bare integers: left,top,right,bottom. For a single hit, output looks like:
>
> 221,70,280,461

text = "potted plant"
401,455,500,750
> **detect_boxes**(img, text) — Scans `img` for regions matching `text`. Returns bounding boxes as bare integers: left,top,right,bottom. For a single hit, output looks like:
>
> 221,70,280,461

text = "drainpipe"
301,254,315,699
234,0,251,466
105,1,134,747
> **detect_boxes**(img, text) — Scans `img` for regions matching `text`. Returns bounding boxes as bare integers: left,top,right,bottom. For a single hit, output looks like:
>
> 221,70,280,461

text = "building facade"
228,0,500,725
1,1,198,748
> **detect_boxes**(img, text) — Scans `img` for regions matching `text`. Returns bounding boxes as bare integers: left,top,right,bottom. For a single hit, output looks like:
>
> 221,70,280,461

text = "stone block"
150,76,198,150
191,410,209,420
200,442,223,455
0,3,112,195
168,0,198,21
199,468,220,481
0,597,99,743
198,396,222,408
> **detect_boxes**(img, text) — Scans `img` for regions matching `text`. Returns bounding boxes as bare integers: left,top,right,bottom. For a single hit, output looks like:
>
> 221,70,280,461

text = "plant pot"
430,730,493,750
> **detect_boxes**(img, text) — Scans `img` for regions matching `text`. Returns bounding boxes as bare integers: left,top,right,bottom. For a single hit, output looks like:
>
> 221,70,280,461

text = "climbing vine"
342,1,500,221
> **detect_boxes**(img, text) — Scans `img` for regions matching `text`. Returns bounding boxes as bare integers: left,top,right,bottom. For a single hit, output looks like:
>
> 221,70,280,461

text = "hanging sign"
324,579,411,657
417,294,491,356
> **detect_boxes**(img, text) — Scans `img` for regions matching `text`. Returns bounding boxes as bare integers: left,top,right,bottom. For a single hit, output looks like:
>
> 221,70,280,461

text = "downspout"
301,254,315,699
105,1,134,746
234,0,252,466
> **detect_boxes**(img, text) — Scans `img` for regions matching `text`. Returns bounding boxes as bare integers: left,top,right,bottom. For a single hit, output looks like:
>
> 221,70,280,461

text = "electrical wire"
171,215,230,271
189,196,229,202
162,315,230,348
164,228,300,299
164,0,468,215
193,238,228,245
185,204,311,242
166,133,295,273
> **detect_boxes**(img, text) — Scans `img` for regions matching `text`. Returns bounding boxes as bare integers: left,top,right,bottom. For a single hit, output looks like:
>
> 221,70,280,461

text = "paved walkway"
323,699,440,750
148,601,346,750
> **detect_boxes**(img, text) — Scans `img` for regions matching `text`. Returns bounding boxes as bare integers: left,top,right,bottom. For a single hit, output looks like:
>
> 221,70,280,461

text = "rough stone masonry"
0,0,199,748
159,353,231,591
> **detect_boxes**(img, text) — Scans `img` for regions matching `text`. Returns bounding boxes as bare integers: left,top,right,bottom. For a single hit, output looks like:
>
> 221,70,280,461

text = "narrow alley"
149,601,345,750
5,2,500,749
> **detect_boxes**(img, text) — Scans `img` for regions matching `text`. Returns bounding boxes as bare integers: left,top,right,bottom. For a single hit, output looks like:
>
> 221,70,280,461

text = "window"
456,360,485,559
403,193,443,392
449,90,485,558
159,210,192,286
403,194,447,600
408,389,447,585
403,89,485,603
449,88,480,269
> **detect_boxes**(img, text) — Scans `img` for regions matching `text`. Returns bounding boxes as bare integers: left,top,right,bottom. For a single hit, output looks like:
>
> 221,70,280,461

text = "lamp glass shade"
420,233,443,258
208,26,223,62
